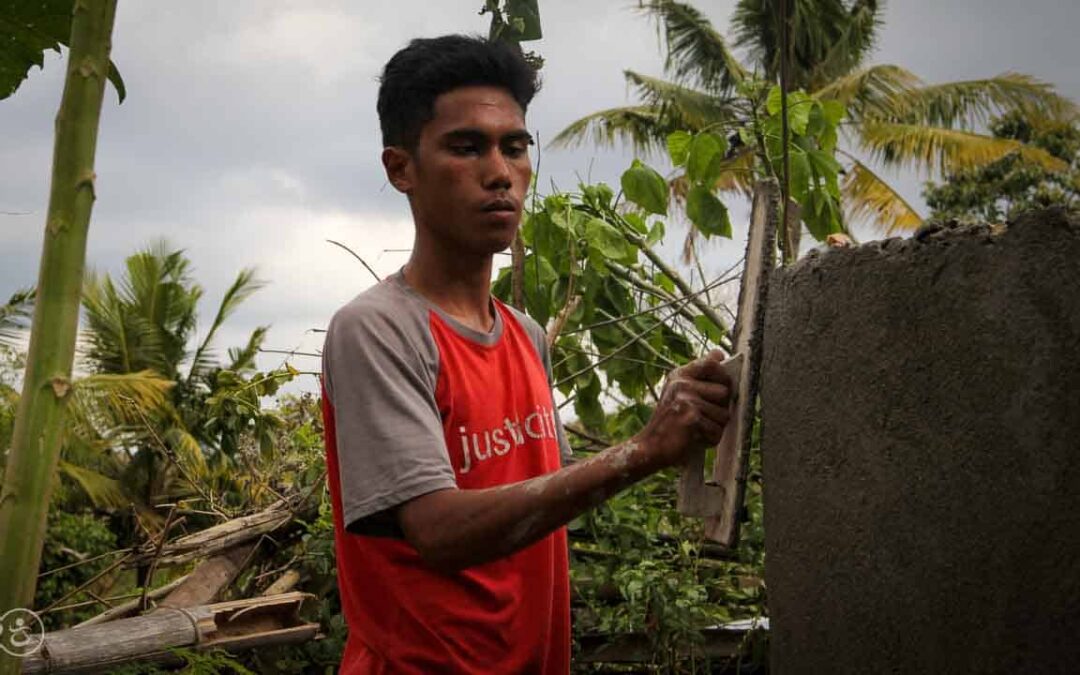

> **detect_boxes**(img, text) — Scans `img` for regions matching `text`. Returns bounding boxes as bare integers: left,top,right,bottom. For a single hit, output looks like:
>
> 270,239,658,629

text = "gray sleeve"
510,309,574,464
322,298,457,529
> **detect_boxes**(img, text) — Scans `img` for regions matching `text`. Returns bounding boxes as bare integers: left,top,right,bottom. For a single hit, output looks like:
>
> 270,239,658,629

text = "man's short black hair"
377,34,540,151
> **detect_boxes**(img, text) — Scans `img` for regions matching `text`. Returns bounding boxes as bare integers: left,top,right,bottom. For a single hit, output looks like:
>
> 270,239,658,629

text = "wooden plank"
703,179,779,546
677,180,779,543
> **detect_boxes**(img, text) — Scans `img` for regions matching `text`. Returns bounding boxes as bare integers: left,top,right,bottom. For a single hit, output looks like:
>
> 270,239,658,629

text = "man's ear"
382,146,414,194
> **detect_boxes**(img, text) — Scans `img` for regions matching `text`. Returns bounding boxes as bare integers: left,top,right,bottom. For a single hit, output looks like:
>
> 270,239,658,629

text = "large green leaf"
522,253,559,326
585,218,639,268
1,0,125,101
767,86,813,135
686,132,729,185
620,160,669,215
667,130,693,167
685,185,731,238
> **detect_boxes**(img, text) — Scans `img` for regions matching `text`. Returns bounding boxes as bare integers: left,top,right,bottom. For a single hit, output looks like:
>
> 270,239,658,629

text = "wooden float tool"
677,179,779,547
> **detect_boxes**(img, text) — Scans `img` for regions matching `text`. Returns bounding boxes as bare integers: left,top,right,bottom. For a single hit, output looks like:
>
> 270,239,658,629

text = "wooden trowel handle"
676,353,745,518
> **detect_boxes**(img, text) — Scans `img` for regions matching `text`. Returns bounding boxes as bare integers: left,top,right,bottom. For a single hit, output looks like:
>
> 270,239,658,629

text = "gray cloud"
2,0,1076,394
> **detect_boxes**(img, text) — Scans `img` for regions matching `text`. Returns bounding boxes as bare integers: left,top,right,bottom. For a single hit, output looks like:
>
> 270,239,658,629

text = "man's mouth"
482,199,517,213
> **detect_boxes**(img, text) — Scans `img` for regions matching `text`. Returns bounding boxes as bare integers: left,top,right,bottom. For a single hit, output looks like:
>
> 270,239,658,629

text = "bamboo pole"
0,4,118,670
21,593,318,674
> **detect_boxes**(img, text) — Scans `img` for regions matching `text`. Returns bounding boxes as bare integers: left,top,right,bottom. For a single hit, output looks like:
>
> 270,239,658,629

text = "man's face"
385,85,533,256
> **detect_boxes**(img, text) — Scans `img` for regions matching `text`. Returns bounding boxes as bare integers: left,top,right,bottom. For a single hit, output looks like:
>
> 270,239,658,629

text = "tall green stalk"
0,0,118,661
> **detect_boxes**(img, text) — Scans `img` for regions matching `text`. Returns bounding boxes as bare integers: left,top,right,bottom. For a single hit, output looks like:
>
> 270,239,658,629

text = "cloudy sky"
2,0,1078,395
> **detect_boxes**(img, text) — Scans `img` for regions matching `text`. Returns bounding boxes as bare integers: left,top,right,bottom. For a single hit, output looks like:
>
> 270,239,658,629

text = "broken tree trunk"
21,592,317,674
155,541,260,610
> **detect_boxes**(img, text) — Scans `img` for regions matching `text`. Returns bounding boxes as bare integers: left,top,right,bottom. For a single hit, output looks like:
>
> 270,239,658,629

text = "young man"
321,35,734,674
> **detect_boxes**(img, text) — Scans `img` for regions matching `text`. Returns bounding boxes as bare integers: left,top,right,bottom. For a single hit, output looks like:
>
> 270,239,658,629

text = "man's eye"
450,144,480,155
504,144,529,158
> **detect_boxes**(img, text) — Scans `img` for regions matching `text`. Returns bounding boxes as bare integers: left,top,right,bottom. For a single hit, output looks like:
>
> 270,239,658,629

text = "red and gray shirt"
321,270,572,674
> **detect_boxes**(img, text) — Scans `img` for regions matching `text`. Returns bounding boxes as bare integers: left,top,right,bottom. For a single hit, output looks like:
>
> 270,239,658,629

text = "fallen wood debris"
155,541,261,610
22,592,318,674
128,505,292,568
74,574,190,628
261,569,301,596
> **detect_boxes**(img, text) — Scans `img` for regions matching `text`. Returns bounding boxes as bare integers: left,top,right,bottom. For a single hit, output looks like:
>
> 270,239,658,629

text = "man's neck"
402,239,497,334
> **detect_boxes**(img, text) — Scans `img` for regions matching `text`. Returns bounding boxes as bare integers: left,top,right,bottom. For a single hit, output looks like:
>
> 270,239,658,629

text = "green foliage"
34,510,118,630
570,418,767,671
558,0,1076,237
1,0,125,101
105,648,255,675
760,85,845,239
73,242,295,514
621,160,670,215
481,0,544,69
685,186,731,238
240,498,345,675
924,111,1080,222
0,343,23,454
497,163,726,432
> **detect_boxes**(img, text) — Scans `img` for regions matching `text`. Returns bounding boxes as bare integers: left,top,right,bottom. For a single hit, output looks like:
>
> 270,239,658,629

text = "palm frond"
885,73,1078,129
189,268,264,382
72,370,174,423
733,0,869,88
162,426,208,479
550,105,672,154
120,242,201,375
806,0,884,89
637,0,748,93
58,459,129,509
0,287,35,347
82,272,164,374
624,71,741,131
718,146,758,196
813,64,920,121
840,153,924,234
227,326,269,373
859,122,1071,175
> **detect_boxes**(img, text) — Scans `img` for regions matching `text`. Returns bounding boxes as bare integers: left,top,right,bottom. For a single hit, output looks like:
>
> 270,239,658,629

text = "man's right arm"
397,352,733,572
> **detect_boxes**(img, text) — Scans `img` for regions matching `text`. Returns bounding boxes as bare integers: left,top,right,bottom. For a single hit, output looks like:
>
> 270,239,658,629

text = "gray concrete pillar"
761,209,1080,674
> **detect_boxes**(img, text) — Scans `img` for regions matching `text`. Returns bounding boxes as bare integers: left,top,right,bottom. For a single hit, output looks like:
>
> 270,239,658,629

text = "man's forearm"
398,434,664,571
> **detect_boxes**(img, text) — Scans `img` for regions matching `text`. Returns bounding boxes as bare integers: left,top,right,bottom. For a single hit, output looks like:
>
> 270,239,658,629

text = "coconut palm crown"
554,0,1077,235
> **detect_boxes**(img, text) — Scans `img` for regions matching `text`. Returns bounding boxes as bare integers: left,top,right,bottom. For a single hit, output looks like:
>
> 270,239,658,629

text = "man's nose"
483,148,513,191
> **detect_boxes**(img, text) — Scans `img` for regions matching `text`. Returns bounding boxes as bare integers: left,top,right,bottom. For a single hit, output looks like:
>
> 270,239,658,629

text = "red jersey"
321,271,572,673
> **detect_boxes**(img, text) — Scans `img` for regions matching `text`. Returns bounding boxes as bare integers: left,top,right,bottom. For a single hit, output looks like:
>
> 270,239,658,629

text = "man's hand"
636,349,734,470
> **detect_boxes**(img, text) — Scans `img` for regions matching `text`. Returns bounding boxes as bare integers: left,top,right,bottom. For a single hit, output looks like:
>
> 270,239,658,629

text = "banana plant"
0,3,119,670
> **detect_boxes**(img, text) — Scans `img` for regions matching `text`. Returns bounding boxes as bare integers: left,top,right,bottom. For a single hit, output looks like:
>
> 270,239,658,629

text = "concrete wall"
761,209,1080,674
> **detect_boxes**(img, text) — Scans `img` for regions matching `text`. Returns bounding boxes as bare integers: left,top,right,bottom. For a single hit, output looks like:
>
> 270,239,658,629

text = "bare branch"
326,239,381,283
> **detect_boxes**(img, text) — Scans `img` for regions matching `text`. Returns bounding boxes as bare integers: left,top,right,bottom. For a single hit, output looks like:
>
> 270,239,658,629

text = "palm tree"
0,288,172,511
78,242,273,519
554,0,1076,237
